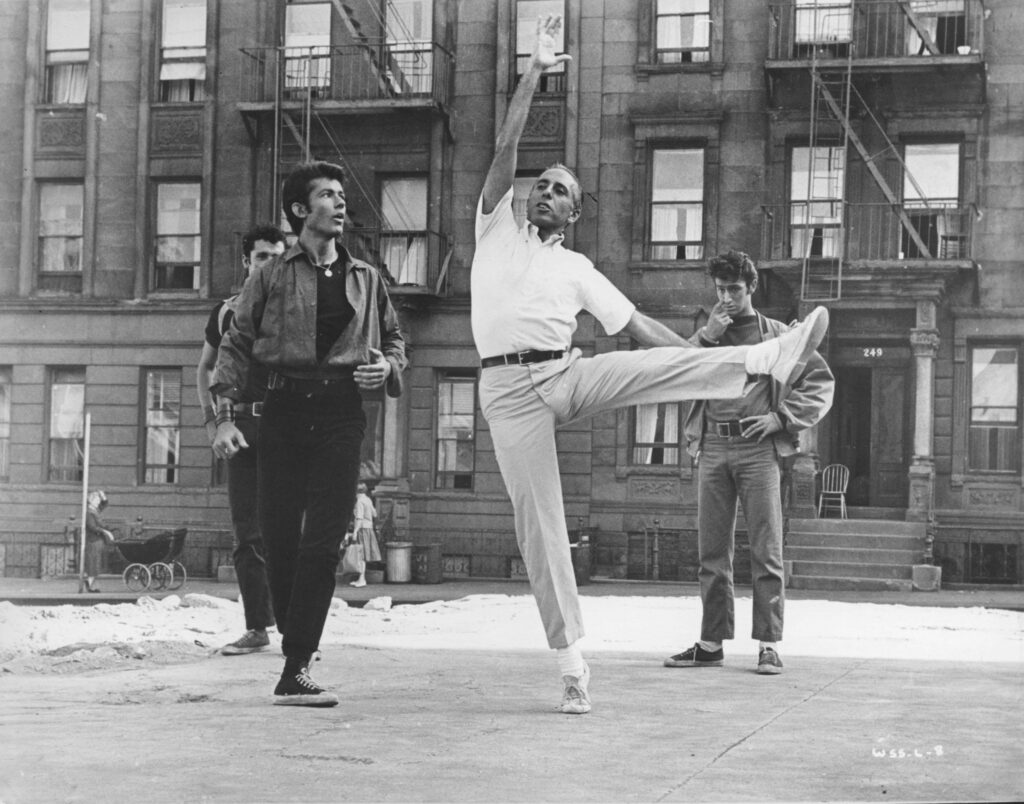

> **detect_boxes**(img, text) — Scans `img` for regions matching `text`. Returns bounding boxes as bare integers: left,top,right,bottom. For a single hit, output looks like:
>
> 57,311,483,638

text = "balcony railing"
768,0,984,61
239,42,453,107
760,201,976,262
342,228,450,295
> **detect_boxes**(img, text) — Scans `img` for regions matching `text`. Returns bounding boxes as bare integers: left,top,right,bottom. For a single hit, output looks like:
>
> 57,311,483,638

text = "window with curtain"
436,374,476,490
284,2,331,96
154,181,201,290
160,0,207,102
789,145,845,259
386,0,433,94
143,368,181,484
655,0,710,64
0,368,11,482
969,347,1019,473
44,0,90,104
48,367,85,482
632,402,683,465
515,0,566,93
649,147,704,260
38,183,84,275
381,177,428,286
902,142,962,258
905,0,967,55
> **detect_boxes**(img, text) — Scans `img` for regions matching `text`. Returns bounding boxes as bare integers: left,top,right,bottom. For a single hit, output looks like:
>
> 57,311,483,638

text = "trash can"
412,543,443,584
385,541,413,583
570,541,592,586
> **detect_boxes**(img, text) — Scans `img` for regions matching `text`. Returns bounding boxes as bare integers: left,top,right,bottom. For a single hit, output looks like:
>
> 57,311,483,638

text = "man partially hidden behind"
472,16,829,715
664,251,834,674
197,224,286,655
212,161,407,706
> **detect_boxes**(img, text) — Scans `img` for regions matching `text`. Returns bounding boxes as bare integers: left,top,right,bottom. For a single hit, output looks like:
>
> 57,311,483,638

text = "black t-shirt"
205,299,269,402
315,261,356,364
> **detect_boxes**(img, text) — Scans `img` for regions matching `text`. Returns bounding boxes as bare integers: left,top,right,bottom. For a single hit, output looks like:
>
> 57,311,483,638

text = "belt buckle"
251,402,263,417
516,350,531,365
716,421,739,437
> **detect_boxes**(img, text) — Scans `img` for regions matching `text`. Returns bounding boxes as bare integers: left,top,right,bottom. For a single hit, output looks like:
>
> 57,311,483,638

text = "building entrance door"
832,365,909,508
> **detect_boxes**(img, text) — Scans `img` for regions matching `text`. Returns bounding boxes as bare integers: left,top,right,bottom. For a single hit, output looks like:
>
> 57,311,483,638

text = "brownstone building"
0,0,1020,589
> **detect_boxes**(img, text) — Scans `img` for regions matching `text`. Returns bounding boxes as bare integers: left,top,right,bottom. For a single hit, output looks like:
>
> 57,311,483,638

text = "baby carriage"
112,528,188,592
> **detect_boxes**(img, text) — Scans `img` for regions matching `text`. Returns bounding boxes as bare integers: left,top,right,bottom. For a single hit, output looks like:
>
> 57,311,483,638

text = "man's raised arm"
481,15,571,214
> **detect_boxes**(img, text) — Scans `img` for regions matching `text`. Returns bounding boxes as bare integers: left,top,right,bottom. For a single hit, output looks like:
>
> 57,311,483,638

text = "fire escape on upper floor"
236,0,455,301
759,0,986,304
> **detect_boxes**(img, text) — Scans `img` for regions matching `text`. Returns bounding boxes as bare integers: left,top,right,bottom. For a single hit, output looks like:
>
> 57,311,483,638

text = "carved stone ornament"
152,113,202,153
524,105,562,140
38,115,85,151
628,477,679,499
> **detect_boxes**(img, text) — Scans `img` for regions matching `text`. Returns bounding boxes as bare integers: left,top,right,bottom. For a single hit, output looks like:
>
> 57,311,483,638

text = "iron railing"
767,0,985,61
342,228,450,294
761,201,976,261
239,42,453,107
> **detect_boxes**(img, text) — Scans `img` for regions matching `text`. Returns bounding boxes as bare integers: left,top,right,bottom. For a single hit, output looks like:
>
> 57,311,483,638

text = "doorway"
832,365,910,509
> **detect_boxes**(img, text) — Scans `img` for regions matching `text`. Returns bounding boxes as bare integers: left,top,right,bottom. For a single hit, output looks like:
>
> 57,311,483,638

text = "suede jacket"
683,310,834,458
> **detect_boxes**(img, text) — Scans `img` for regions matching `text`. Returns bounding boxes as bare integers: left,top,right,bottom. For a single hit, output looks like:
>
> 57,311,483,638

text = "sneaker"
757,647,784,675
749,306,829,386
664,643,724,667
273,666,339,707
220,629,270,655
558,662,591,715
350,578,367,587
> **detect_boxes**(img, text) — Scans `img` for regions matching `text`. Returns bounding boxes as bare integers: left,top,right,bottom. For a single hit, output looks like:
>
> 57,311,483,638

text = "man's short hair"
242,223,286,257
707,250,758,288
281,161,347,235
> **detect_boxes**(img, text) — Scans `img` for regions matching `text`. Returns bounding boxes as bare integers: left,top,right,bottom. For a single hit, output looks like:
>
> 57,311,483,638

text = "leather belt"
267,370,355,394
232,402,263,417
480,349,565,369
710,419,745,437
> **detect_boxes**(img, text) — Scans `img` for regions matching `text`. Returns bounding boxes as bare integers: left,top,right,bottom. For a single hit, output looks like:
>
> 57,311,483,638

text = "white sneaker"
746,306,829,385
558,661,591,715
350,578,366,587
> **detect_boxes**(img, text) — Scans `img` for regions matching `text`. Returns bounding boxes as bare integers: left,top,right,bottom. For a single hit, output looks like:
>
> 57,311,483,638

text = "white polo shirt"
471,187,635,358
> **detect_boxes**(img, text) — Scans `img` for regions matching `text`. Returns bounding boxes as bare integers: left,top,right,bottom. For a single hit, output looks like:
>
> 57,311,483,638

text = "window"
38,183,84,275
902,142,962,259
143,368,181,484
649,147,704,260
905,0,967,55
160,0,207,102
794,0,852,56
154,182,201,290
381,177,428,286
0,368,10,482
47,367,85,482
968,347,1019,473
284,2,331,97
632,403,683,465
790,145,845,259
655,0,710,64
44,0,89,104
436,374,476,490
386,0,433,95
515,0,566,93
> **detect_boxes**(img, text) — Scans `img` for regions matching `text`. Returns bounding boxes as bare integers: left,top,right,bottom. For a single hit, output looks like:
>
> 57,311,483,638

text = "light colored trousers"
479,346,751,649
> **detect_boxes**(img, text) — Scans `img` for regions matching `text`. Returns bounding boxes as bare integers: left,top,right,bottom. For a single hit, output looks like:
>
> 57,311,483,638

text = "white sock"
759,641,778,650
556,644,585,679
698,640,722,652
744,339,780,375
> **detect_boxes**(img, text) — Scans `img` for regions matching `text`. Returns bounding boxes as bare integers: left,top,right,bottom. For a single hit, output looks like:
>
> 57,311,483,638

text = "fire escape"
763,0,986,302
237,0,455,298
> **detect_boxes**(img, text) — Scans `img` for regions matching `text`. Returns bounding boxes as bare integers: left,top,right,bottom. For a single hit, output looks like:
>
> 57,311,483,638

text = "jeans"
697,433,784,643
227,413,274,632
258,383,366,660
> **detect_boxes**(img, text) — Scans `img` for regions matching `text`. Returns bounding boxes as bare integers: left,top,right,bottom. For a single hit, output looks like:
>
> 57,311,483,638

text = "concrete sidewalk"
3,574,1023,611
1,642,1021,802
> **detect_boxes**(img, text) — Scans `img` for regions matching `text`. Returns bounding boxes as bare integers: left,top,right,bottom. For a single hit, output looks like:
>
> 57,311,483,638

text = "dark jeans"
258,383,366,660
228,414,274,631
697,434,784,643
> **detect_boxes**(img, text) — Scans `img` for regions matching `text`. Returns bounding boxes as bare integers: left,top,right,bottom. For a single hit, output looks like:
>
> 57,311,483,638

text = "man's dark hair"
707,250,758,288
242,223,286,257
281,161,347,235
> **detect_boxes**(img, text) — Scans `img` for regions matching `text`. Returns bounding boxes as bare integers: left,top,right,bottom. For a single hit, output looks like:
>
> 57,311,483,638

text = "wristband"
214,407,235,426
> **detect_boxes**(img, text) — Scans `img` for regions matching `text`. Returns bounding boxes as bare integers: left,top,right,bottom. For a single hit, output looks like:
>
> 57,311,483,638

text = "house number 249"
863,347,884,358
